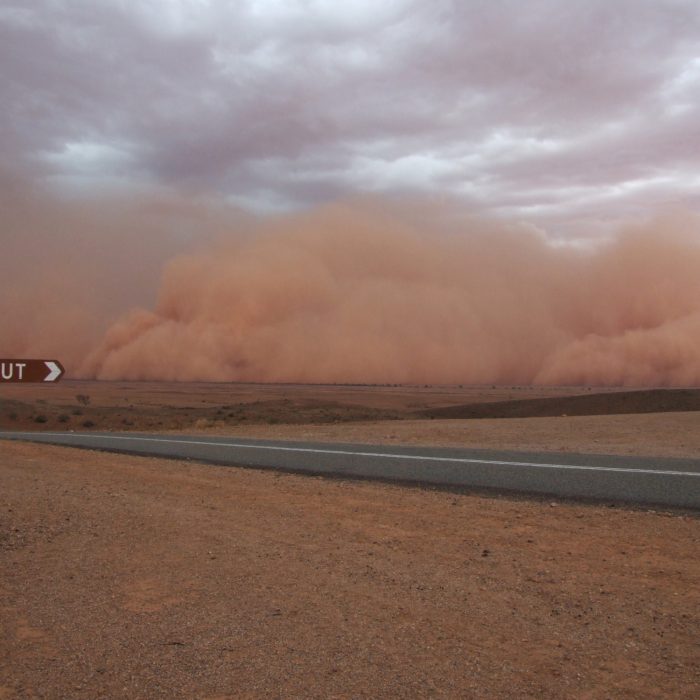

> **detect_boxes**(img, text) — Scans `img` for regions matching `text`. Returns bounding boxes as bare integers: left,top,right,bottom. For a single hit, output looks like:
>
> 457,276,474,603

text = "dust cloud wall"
3,179,700,386
0,173,248,371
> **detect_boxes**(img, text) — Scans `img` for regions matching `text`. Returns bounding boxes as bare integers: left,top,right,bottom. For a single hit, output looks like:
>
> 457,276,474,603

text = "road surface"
1,431,698,509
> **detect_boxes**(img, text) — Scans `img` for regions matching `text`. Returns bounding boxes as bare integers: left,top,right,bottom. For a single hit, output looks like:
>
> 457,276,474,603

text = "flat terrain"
0,381,589,434
193,412,700,460
2,381,700,459
1,441,699,699
2,381,699,697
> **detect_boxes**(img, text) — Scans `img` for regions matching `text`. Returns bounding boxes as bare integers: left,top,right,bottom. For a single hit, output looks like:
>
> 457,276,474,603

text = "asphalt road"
1,431,699,509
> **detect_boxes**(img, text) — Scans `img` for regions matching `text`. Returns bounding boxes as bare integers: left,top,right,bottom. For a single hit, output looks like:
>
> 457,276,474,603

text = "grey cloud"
2,0,700,233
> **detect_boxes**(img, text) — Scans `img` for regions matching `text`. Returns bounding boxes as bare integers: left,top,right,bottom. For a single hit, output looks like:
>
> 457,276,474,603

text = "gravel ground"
188,411,700,460
1,441,699,699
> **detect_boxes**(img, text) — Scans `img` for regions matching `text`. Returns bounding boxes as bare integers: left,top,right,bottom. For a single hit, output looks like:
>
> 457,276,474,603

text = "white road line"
5,432,700,478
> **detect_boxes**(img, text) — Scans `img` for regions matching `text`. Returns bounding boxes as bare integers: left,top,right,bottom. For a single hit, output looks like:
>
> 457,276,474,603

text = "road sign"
0,360,65,383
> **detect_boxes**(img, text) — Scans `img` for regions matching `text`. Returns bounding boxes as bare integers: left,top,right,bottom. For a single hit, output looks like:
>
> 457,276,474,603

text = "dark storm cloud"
2,0,700,228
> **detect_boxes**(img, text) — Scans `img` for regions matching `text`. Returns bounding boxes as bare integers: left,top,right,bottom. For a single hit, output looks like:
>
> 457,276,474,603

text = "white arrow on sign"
44,361,62,382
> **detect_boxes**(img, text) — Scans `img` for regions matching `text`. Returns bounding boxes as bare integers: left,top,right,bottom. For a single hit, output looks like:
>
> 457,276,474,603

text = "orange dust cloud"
74,202,700,386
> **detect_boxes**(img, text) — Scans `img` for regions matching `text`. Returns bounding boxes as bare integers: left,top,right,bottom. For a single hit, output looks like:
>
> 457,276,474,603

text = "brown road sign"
0,359,65,383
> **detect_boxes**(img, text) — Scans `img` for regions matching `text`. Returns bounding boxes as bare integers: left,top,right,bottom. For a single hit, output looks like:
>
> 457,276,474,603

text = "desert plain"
1,381,699,698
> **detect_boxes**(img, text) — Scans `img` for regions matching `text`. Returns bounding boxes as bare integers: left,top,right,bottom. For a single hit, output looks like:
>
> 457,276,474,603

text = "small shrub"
8,411,18,421
57,414,70,423
72,408,83,416
82,420,95,428
34,415,48,424
76,394,91,406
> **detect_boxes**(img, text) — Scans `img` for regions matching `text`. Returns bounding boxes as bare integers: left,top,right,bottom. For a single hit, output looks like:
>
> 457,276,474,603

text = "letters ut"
1,362,26,380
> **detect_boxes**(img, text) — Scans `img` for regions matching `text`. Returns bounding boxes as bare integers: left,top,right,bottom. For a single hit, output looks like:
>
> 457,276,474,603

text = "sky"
2,0,700,240
3,1,700,385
